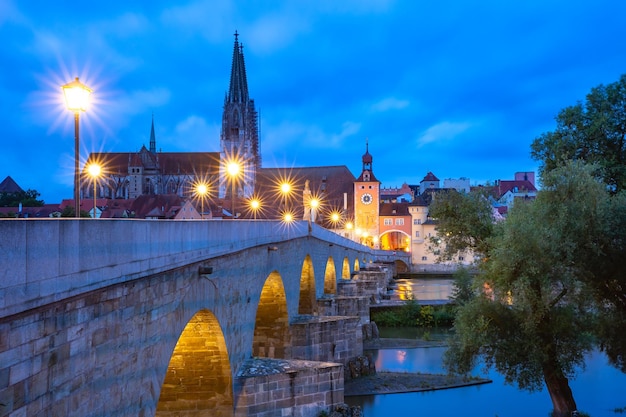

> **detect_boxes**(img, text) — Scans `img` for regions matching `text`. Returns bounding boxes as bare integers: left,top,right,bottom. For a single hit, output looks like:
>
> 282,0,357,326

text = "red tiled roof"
379,202,411,216
421,172,440,182
253,166,355,222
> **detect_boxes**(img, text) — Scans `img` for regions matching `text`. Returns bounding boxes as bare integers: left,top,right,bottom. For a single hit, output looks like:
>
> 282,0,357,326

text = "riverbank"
345,337,491,396
344,371,491,396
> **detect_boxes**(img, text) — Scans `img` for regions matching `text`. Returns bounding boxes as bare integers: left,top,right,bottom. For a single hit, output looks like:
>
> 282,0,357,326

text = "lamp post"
62,77,92,218
279,181,291,216
309,197,320,224
87,163,101,218
195,183,209,219
249,198,260,220
330,211,341,230
226,161,241,219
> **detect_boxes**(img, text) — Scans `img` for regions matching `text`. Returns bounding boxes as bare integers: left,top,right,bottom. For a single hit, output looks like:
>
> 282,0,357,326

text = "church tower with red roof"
354,140,380,248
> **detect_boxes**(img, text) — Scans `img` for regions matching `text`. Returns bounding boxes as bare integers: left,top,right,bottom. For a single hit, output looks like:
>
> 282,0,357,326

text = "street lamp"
226,161,241,219
195,183,209,219
309,197,320,223
249,198,261,220
87,163,101,218
279,181,292,215
62,77,92,217
329,211,341,230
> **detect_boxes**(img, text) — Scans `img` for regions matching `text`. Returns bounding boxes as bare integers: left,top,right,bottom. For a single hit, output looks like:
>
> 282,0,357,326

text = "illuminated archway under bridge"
0,219,410,416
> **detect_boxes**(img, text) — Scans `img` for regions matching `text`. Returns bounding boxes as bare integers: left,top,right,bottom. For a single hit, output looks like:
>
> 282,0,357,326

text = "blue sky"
2,0,626,203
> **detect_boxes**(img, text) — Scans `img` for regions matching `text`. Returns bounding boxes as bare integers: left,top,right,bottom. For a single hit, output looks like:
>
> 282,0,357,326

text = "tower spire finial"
149,113,156,153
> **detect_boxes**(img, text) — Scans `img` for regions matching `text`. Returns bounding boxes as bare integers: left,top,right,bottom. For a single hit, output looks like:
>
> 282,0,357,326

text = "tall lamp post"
195,183,209,219
226,161,241,219
279,181,291,216
62,77,92,218
87,163,101,219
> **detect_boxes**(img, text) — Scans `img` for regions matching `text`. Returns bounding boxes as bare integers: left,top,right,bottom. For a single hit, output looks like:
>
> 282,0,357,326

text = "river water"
346,345,626,416
347,276,626,416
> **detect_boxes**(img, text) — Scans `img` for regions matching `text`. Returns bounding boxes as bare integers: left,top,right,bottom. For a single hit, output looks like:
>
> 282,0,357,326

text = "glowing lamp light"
227,161,241,177
62,77,92,112
280,182,291,194
87,163,101,219
249,198,261,219
283,212,294,223
195,182,210,219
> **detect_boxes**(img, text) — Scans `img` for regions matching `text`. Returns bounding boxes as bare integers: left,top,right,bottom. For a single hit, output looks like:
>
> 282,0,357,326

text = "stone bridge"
0,219,409,417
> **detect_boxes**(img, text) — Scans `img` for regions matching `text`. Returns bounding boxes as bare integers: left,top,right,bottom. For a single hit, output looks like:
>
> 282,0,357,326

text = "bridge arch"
298,255,317,315
156,309,232,416
253,271,290,358
323,256,337,294
341,257,351,279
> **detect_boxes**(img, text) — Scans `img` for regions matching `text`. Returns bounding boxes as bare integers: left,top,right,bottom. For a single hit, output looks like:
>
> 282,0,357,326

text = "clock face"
361,193,373,205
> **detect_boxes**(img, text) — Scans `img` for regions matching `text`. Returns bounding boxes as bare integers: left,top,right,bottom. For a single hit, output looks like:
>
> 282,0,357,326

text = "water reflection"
348,347,626,416
394,278,454,302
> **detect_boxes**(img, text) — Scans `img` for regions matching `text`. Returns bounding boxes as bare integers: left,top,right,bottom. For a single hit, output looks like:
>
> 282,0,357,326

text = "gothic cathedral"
353,142,380,248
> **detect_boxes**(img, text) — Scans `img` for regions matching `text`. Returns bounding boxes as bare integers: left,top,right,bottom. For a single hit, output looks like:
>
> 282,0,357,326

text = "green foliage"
0,189,44,207
449,267,476,306
372,301,454,329
531,74,626,194
415,305,434,328
439,161,626,415
427,188,495,261
60,206,91,218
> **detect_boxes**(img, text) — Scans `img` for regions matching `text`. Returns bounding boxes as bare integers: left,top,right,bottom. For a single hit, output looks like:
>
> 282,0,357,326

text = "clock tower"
354,141,380,247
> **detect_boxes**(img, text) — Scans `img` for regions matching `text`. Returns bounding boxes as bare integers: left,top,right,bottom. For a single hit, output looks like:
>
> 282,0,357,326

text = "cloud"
263,120,361,155
370,97,410,112
417,121,472,147
161,1,235,42
169,115,220,151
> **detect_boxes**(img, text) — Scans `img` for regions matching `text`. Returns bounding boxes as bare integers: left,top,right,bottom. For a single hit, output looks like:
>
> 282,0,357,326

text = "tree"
427,188,495,261
0,189,44,207
531,74,626,193
532,73,626,372
439,162,623,417
60,205,91,218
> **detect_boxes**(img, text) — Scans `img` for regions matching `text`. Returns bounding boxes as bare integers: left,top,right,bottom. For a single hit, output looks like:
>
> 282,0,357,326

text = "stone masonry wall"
235,358,344,417
289,316,363,366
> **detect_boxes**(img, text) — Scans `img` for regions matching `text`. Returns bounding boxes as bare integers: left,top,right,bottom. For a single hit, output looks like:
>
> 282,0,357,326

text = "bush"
372,301,456,328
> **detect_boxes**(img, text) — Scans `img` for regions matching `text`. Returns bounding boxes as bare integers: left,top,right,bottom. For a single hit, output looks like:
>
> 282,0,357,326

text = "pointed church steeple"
149,114,156,153
227,31,249,104
220,31,260,201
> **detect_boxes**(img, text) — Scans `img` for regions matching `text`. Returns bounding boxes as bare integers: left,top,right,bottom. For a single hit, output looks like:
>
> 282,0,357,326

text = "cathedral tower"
354,140,380,248
219,31,260,202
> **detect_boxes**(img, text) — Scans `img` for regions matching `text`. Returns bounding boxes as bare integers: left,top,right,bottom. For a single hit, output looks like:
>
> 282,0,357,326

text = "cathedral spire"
227,30,249,104
149,113,156,153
